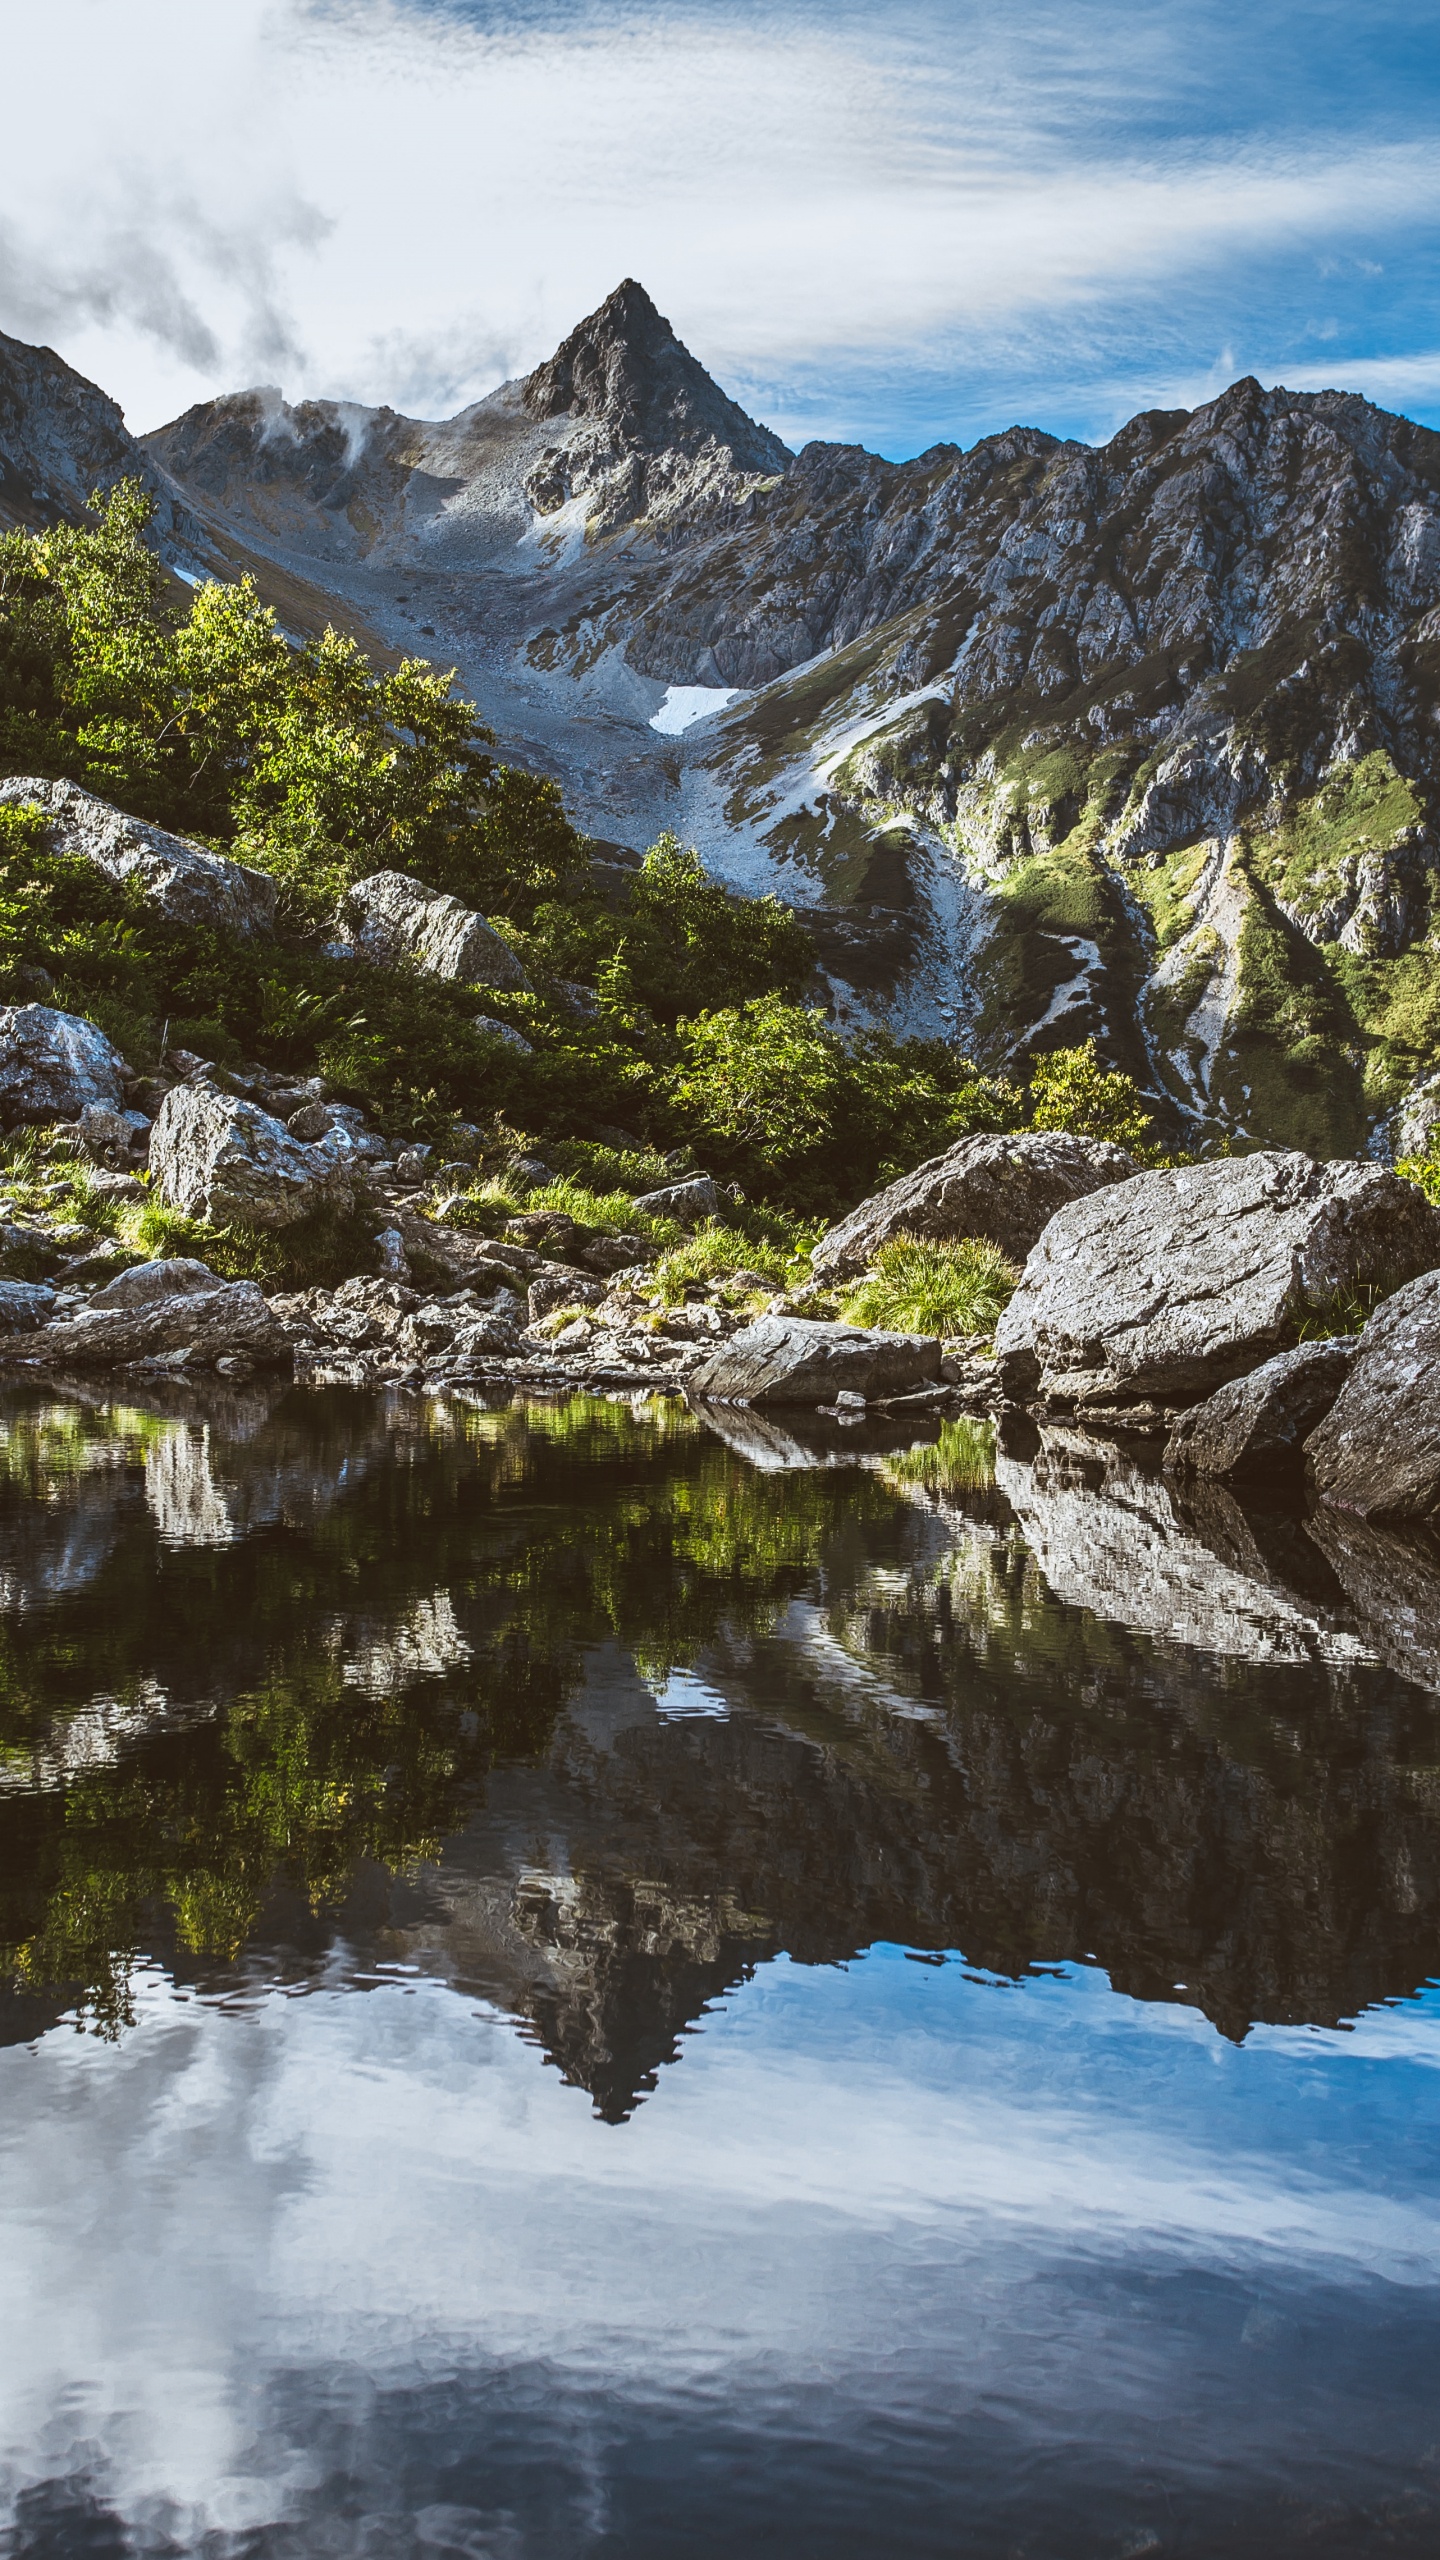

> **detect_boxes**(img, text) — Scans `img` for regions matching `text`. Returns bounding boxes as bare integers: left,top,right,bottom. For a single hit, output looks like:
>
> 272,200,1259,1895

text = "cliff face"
10,288,1440,1143
0,329,170,531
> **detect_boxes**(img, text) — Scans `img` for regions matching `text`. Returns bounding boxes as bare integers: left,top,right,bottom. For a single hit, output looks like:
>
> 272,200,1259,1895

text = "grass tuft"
651,1222,791,1307
839,1235,1018,1339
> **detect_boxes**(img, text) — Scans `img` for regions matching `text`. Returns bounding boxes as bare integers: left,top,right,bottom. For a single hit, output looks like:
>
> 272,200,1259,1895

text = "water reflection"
4,1386,1440,2552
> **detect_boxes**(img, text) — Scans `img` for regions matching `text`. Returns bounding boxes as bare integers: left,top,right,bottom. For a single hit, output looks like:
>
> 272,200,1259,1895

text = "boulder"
1165,1340,1354,1480
341,870,532,992
1306,1269,1440,1519
25,1264,289,1368
995,1423,1375,1671
811,1130,1138,1282
0,777,276,936
150,1086,354,1230
0,1280,55,1331
0,1223,63,1279
0,1005,127,1126
688,1313,942,1405
527,1269,606,1325
994,1151,1440,1420
91,1257,225,1307
77,1101,151,1165
632,1173,723,1225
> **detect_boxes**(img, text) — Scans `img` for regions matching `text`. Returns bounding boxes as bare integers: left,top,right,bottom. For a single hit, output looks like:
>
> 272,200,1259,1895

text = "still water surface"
4,1385,1440,2555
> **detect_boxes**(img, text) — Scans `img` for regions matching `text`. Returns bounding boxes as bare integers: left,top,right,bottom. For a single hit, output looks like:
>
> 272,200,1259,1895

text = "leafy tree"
673,997,1021,1212
1027,1038,1157,1156
601,835,812,1027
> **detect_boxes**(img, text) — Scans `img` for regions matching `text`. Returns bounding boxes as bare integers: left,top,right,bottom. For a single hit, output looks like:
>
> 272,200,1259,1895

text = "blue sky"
3,0,1439,454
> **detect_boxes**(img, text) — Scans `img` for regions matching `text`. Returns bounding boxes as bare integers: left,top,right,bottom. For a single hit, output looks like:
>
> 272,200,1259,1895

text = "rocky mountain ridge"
8,284,1440,1153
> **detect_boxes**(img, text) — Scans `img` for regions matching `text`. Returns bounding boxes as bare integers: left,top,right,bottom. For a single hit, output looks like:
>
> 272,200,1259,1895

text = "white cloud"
0,0,1437,441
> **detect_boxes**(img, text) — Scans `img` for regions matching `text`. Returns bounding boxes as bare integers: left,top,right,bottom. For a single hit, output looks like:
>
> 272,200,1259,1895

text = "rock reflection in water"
3,1387,1440,2101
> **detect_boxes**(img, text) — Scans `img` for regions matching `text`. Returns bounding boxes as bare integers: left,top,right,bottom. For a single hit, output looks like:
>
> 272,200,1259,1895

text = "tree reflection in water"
2,1382,1440,2112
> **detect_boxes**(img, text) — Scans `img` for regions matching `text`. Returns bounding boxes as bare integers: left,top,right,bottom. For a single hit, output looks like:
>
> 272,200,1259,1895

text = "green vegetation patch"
1219,855,1368,1157
840,1234,1018,1338
1247,753,1423,929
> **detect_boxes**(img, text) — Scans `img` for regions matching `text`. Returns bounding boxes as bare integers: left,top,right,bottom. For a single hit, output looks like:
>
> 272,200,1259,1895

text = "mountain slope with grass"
8,288,1440,1159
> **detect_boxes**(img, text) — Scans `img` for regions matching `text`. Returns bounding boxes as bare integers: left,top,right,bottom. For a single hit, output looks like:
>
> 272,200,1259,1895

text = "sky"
2,0,1439,459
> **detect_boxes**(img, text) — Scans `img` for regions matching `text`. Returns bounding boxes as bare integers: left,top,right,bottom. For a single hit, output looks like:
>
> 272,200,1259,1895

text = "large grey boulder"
632,1173,722,1225
811,1130,1138,1282
0,1004,128,1126
150,1086,354,1230
1306,1505,1440,1692
23,1260,288,1368
0,1280,55,1331
1165,1340,1354,1480
688,1313,941,1405
996,1424,1375,1670
0,777,276,936
994,1151,1440,1419
1306,1269,1440,1519
341,870,532,992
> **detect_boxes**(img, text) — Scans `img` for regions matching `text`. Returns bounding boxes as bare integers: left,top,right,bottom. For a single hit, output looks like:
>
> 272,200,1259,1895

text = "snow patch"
649,684,741,736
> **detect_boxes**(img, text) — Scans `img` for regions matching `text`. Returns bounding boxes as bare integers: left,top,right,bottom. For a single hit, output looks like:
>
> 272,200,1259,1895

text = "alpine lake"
4,1378,1440,2558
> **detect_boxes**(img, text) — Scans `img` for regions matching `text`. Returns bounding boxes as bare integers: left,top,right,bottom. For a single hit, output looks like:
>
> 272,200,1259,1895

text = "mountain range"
6,279,1440,1155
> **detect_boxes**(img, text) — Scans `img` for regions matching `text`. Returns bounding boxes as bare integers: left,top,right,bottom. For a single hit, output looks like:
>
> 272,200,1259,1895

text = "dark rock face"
519,278,790,533
1307,1268,1440,1519
811,1131,1138,1281
689,1313,941,1403
0,328,180,533
1165,1340,1354,1480
994,1151,1440,1419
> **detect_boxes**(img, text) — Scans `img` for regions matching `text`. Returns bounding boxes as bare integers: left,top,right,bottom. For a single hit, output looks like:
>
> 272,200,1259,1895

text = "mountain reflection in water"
4,1383,1440,2555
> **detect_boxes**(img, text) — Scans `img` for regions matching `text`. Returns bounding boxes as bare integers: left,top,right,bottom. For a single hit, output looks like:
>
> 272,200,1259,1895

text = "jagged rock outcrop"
0,778,277,936
340,870,532,992
149,1085,354,1230
811,1131,1138,1281
1165,1340,1354,1480
520,279,791,533
0,328,180,532
689,1313,941,1404
1307,1269,1440,1519
995,1151,1440,1419
25,1257,288,1369
0,1004,127,1125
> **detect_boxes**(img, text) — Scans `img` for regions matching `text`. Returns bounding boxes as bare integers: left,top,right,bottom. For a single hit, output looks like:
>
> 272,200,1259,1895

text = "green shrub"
839,1235,1018,1338
1027,1038,1157,1155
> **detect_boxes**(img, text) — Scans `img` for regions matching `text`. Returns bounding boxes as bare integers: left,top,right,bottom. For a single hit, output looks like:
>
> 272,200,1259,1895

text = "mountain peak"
520,280,789,479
